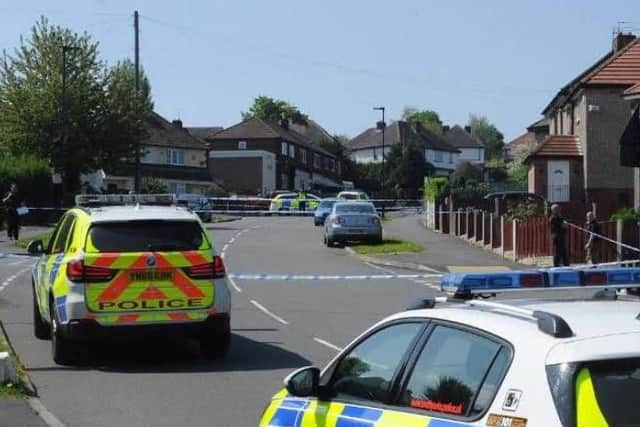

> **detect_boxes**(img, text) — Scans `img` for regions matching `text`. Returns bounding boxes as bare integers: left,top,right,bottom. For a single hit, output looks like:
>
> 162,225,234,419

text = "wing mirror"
26,239,45,255
284,366,320,397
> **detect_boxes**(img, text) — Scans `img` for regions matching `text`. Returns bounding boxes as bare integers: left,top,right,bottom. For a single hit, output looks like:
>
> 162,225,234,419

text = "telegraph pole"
373,106,386,217
134,10,141,193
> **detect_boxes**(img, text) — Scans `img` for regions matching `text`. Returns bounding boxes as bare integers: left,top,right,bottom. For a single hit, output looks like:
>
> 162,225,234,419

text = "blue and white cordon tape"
227,273,443,281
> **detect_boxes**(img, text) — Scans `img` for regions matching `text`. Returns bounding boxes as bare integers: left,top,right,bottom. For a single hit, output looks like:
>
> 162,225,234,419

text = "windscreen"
580,358,640,426
87,220,209,252
335,204,375,214
340,193,358,200
319,200,336,208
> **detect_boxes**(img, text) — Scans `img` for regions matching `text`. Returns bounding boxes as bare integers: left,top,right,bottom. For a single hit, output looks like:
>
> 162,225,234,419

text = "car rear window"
579,358,640,426
340,193,358,200
87,220,209,252
319,200,336,208
335,204,375,214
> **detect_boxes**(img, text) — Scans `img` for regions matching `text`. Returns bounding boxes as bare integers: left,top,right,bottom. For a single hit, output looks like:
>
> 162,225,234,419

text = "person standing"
549,204,569,267
584,211,601,265
2,183,20,241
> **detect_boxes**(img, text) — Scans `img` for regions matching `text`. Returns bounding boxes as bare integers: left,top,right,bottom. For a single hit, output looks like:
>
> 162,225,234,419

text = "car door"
40,213,76,315
264,321,426,426
393,323,513,426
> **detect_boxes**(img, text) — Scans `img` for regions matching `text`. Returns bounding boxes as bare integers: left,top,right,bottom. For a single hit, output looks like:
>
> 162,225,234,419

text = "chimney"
613,32,636,52
442,125,450,133
464,125,472,134
172,119,183,129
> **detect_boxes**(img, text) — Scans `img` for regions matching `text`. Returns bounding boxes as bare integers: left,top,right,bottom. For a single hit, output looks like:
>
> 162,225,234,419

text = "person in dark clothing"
549,204,569,267
2,183,20,241
584,211,601,265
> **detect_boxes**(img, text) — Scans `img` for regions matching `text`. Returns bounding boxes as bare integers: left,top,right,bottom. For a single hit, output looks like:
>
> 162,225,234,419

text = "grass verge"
15,232,52,249
0,333,30,398
351,238,424,255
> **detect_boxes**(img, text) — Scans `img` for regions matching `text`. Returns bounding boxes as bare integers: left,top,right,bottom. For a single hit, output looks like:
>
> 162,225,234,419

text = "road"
0,216,490,427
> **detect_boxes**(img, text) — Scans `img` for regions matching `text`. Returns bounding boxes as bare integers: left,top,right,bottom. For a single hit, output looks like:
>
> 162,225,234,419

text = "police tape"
566,222,640,254
226,273,443,280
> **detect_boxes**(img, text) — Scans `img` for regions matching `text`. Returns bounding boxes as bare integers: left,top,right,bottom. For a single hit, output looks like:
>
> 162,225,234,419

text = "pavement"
0,226,51,255
365,214,524,272
0,399,49,427
0,214,531,427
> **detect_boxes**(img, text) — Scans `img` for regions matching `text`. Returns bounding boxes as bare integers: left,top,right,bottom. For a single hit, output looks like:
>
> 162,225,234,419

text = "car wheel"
51,303,85,365
33,287,50,340
200,323,231,360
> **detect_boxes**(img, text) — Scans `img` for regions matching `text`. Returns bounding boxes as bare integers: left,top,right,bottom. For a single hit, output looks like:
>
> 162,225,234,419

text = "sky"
1,0,639,141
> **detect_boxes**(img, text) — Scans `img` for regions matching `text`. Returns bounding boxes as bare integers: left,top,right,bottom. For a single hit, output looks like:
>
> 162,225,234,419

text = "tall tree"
402,107,443,135
243,95,308,125
385,142,433,195
102,59,154,168
0,17,153,197
318,135,359,182
467,114,504,160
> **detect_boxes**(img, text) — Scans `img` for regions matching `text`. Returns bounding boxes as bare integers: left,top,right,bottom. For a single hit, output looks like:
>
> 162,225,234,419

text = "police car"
28,194,231,365
259,267,640,426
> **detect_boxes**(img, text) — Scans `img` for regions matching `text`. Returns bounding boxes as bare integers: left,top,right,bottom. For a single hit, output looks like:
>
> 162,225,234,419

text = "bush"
0,155,53,228
505,200,544,221
425,177,448,202
140,177,168,194
610,207,640,223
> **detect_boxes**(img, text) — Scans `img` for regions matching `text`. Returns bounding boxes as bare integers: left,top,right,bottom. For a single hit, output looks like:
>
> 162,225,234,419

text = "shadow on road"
26,333,311,374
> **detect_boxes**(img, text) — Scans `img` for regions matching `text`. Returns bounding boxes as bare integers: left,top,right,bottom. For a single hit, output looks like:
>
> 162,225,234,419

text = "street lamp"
60,44,79,204
373,106,386,186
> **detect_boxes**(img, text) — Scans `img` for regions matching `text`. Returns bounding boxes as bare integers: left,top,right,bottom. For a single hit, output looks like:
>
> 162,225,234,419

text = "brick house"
442,125,485,166
103,113,214,194
208,117,341,195
620,83,640,208
349,121,460,176
527,33,640,218
504,119,549,164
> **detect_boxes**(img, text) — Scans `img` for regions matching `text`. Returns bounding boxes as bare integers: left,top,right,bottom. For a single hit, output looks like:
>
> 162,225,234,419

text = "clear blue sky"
1,0,639,141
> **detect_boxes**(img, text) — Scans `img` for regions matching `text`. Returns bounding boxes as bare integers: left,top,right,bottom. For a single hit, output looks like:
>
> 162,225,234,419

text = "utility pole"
373,106,386,217
134,10,141,193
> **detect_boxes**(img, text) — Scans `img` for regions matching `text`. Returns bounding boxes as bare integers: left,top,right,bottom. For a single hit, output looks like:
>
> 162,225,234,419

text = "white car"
336,190,369,201
259,269,640,427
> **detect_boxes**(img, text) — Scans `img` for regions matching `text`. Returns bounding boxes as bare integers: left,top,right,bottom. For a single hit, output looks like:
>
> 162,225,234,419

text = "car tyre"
33,288,50,340
325,235,334,247
201,325,231,360
51,304,86,366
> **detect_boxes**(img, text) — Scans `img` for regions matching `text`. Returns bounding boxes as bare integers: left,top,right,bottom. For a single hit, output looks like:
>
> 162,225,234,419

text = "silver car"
323,202,382,246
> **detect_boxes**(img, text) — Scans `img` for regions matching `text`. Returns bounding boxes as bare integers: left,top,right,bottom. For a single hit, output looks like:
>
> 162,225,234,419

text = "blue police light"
548,268,581,287
441,271,545,293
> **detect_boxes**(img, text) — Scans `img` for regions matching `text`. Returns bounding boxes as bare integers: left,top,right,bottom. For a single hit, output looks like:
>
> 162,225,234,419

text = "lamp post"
373,106,386,216
60,44,79,205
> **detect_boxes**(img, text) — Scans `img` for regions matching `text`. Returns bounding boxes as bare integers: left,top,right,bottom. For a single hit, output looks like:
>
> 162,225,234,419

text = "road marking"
313,337,342,352
229,237,236,244
222,244,229,252
250,300,288,325
228,275,242,293
0,267,31,293
364,262,395,274
28,397,67,427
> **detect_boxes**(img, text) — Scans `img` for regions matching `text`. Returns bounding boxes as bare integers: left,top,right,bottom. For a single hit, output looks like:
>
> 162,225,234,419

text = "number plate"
129,270,173,281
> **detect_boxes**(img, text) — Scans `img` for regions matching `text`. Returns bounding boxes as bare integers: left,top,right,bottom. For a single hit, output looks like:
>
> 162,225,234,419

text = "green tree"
507,141,535,185
450,161,483,188
0,18,153,199
140,177,167,194
402,107,443,135
243,95,308,125
385,142,433,194
467,114,504,160
102,59,154,169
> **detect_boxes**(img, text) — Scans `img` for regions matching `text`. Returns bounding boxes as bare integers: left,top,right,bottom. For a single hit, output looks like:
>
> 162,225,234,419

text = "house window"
314,154,321,169
281,142,288,156
167,149,185,165
289,144,295,158
434,151,443,162
477,149,482,160
301,149,307,164
329,159,335,171
238,140,247,150
449,153,453,163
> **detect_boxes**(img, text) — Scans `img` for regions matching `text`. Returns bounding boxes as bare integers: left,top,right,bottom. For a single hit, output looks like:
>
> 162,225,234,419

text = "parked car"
177,193,212,222
337,190,369,201
324,202,382,246
269,193,321,212
313,198,338,226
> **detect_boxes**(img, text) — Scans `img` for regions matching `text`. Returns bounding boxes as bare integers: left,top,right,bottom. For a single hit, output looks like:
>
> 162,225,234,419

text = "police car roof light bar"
465,300,573,338
75,194,177,207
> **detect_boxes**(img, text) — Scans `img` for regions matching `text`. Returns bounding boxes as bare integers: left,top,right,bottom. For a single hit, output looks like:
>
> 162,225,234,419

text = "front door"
547,160,570,202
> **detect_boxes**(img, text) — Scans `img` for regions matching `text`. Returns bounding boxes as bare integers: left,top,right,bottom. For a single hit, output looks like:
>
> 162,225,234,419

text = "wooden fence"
425,205,640,264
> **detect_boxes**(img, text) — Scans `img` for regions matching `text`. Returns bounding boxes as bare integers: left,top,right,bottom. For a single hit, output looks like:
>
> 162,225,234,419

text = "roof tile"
529,135,582,158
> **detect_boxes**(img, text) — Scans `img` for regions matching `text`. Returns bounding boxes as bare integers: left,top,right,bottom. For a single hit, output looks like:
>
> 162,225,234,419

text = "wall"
584,87,634,190
209,150,276,195
351,146,391,164
529,157,583,202
457,147,484,164
142,145,207,168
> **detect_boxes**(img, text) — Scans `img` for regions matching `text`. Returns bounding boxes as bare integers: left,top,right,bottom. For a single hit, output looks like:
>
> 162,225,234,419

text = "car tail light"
369,217,380,225
67,260,115,283
185,256,226,279
332,216,344,225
